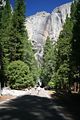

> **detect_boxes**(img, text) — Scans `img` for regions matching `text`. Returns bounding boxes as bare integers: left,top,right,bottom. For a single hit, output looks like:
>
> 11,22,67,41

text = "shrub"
47,81,55,89
7,60,35,89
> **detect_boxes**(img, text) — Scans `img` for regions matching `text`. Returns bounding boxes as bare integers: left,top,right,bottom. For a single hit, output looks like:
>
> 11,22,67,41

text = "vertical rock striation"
25,2,71,65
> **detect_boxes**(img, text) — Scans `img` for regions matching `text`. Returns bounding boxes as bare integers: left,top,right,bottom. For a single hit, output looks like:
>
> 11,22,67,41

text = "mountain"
25,2,71,65
0,0,6,7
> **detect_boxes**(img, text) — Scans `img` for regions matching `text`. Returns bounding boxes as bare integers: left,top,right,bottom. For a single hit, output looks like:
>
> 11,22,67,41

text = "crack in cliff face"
25,2,71,65
43,15,52,40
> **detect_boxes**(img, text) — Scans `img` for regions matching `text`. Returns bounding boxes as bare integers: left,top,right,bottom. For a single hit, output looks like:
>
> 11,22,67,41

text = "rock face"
25,2,71,65
0,0,6,7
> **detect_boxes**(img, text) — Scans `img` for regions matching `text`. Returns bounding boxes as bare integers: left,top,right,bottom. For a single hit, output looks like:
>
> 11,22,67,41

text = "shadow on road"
0,95,74,120
50,92,80,120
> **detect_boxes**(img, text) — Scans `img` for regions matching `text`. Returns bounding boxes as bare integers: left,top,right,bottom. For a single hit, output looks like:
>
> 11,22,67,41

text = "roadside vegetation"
0,0,80,94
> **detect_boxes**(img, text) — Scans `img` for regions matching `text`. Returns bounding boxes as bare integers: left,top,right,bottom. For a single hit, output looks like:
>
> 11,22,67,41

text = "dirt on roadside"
0,95,15,102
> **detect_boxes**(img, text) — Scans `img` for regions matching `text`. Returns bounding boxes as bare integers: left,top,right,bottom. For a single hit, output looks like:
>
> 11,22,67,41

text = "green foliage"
50,72,60,88
71,0,80,68
71,0,77,20
1,0,80,92
50,63,70,89
51,17,73,89
7,60,35,89
0,0,3,86
41,37,55,86
48,81,55,89
9,0,26,61
23,39,38,81
1,0,12,64
0,1,3,70
47,1,80,90
0,0,12,87
0,0,38,89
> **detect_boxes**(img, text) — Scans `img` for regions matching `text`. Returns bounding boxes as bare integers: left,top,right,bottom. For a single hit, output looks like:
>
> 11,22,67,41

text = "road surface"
0,89,75,120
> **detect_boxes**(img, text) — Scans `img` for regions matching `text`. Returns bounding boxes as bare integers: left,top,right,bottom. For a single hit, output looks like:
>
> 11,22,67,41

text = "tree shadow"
50,91,80,120
0,94,73,120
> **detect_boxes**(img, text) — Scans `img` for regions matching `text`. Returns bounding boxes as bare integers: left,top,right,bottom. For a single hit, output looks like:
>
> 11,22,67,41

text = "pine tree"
53,17,73,89
0,0,12,87
70,0,77,20
1,0,12,62
71,0,80,69
23,38,38,82
41,37,54,86
9,0,38,83
0,0,11,87
0,0,3,87
9,0,26,61
70,0,80,92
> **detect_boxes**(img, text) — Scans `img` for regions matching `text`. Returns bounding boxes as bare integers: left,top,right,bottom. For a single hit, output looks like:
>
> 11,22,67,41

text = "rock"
0,0,6,7
25,2,71,65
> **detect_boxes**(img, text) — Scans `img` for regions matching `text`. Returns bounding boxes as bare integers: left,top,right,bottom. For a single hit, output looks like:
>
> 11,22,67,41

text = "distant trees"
41,37,55,86
23,39,38,82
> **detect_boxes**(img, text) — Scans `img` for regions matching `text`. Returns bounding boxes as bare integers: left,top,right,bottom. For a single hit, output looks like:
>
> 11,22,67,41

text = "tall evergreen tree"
0,0,3,87
70,0,80,92
0,0,11,87
0,0,12,87
23,39,38,81
71,0,80,70
52,17,73,89
51,1,80,90
41,37,54,86
9,0,38,82
9,0,26,61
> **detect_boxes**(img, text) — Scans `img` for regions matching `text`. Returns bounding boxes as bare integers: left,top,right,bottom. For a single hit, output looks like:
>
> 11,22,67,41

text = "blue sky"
10,0,72,16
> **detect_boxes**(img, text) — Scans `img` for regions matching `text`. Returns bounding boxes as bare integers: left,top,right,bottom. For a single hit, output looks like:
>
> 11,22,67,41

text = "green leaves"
50,17,73,89
41,37,55,86
0,0,38,88
7,60,35,89
71,0,80,67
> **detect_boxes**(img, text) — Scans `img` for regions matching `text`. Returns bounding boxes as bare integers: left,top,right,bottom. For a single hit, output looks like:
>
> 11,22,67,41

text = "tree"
9,0,38,85
0,0,3,88
7,60,35,89
0,0,38,89
9,0,26,61
0,0,12,87
71,0,80,69
52,17,73,90
41,37,54,86
23,39,38,82
70,0,80,92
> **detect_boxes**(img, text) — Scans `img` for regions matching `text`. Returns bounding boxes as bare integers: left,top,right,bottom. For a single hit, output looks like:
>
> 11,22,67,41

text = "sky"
10,0,72,16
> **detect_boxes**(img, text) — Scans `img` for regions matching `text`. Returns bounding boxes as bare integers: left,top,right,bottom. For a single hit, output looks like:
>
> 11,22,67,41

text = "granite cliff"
25,2,71,65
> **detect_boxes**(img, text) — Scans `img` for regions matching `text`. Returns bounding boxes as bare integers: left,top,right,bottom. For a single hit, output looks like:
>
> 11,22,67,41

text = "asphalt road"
0,94,74,120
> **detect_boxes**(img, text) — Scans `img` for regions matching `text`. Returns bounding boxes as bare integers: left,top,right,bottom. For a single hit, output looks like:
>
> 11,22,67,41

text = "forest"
0,0,80,93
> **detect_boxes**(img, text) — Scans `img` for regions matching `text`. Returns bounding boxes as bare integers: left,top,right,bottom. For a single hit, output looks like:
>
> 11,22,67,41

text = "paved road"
0,90,75,120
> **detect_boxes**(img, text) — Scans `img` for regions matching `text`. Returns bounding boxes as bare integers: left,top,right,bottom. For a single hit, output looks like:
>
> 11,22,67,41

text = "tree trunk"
74,82,77,92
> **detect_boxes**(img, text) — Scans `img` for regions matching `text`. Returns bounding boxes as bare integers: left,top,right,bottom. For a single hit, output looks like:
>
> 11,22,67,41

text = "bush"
7,60,35,89
47,81,55,90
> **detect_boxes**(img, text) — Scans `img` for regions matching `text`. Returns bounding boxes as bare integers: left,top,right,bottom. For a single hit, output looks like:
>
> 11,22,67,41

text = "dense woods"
41,0,80,93
0,0,80,93
0,0,38,89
